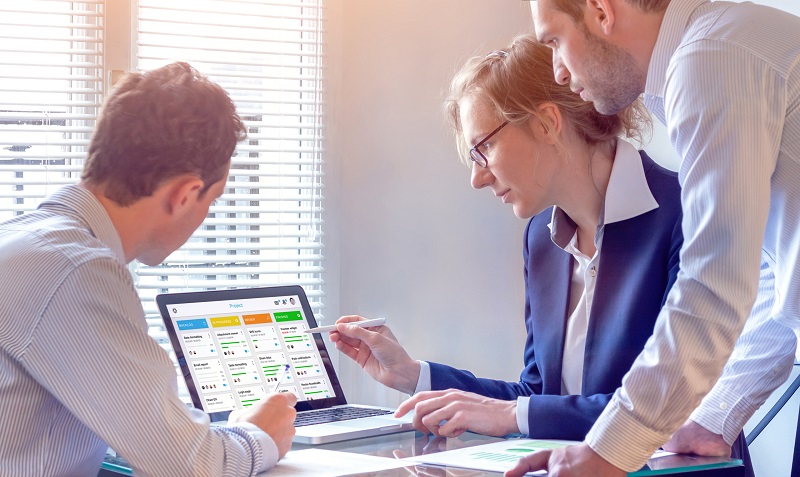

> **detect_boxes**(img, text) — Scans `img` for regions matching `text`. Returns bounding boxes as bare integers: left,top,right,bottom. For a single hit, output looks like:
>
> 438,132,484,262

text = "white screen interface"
168,295,335,413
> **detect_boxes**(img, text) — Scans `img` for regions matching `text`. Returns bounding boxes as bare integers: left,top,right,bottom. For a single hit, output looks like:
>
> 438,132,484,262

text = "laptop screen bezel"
157,285,348,421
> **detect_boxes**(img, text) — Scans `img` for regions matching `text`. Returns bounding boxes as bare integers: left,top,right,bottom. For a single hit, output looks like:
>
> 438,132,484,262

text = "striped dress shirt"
0,185,278,476
586,0,800,471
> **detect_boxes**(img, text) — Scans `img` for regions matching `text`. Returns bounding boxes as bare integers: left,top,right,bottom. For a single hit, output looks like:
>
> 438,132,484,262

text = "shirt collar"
549,139,659,249
645,0,709,99
603,139,659,224
38,184,127,264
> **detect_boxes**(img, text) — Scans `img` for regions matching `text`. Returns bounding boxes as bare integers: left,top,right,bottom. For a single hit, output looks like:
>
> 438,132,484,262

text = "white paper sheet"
259,448,410,477
403,439,677,476
403,439,578,475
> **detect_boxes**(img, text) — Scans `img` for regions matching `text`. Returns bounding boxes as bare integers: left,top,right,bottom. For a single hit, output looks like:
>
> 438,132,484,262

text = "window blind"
0,0,104,218
134,0,326,360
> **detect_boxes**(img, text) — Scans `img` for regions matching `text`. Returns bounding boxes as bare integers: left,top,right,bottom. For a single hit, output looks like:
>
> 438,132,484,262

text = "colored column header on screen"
177,318,209,331
273,311,302,322
243,313,272,325
210,316,242,328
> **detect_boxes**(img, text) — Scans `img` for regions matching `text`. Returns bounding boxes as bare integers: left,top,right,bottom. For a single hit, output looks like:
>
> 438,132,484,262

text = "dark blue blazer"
428,150,683,440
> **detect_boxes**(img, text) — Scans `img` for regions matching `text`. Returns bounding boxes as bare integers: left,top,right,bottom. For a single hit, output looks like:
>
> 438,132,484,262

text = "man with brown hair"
0,62,296,477
505,0,800,476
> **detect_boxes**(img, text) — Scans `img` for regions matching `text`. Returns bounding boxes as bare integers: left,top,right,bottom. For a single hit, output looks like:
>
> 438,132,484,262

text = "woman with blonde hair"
330,33,752,474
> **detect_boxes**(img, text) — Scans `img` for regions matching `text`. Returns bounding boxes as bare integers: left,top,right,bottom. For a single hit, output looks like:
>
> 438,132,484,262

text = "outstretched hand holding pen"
328,315,421,395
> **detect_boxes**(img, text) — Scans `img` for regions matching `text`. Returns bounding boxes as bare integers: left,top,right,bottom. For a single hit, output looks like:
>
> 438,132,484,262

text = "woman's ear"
528,102,563,145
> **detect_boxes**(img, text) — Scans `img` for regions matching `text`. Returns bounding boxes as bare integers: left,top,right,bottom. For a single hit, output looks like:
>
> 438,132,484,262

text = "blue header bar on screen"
177,318,209,331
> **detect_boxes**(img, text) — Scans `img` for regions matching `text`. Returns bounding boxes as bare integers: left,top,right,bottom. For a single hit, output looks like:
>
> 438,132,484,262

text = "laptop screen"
157,285,348,420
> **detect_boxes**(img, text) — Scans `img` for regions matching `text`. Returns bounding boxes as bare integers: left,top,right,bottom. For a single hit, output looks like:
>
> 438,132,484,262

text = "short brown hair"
445,33,649,162
82,62,246,206
551,0,670,22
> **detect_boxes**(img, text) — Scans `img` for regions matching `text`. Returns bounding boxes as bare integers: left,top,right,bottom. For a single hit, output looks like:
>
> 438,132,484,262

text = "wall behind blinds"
0,0,103,218
134,0,326,363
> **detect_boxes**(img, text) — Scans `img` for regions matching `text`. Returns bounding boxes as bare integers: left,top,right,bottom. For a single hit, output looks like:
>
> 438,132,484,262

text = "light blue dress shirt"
587,0,800,471
0,185,278,476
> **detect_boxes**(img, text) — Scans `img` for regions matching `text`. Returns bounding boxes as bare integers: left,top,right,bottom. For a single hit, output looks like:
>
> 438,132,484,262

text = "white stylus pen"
270,364,291,393
304,317,386,334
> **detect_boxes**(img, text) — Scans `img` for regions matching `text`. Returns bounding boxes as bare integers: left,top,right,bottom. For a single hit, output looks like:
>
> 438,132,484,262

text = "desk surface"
101,430,744,476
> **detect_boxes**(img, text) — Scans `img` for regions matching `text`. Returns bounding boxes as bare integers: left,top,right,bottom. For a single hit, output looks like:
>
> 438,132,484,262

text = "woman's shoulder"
523,206,561,254
637,150,682,203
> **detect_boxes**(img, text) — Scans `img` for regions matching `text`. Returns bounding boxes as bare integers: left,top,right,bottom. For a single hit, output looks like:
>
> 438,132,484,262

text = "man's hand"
329,315,421,394
504,443,626,477
663,420,731,457
394,389,518,438
228,392,297,458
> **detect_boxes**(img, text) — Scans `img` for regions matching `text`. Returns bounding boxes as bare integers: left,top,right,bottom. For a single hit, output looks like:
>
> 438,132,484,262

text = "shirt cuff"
585,397,671,472
690,383,758,446
414,361,432,394
516,397,530,435
232,422,279,473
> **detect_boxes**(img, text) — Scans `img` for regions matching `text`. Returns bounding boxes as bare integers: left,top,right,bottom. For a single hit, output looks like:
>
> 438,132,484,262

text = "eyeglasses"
469,121,509,168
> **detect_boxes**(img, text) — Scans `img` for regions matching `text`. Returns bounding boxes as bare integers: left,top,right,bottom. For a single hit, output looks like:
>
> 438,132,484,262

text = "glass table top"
102,429,743,476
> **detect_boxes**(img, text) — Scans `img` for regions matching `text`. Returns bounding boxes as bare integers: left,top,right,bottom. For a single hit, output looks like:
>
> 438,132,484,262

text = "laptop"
157,285,415,444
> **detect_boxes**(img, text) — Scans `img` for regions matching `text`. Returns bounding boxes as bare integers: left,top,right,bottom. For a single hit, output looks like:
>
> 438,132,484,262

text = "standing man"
0,62,296,477
507,0,800,476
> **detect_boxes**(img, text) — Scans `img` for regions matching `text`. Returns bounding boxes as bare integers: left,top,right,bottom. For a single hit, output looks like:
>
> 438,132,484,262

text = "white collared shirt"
587,0,800,471
554,139,659,397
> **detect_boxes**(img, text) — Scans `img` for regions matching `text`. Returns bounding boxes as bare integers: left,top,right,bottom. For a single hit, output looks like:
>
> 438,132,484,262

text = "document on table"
260,448,409,477
403,439,676,475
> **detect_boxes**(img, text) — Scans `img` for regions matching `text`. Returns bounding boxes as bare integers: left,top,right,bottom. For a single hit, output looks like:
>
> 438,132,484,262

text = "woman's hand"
395,389,519,438
329,315,421,394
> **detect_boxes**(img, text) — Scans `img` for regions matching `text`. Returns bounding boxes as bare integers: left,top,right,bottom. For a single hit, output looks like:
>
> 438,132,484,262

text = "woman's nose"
470,161,493,189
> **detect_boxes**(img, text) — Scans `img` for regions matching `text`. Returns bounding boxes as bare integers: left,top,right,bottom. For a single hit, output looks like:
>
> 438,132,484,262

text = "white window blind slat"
136,278,324,292
0,88,101,94
137,41,321,58
0,75,100,82
186,71,321,82
201,217,322,227
138,31,321,47
136,266,325,276
2,49,101,56
1,100,101,107
174,241,324,251
0,152,91,160
140,2,320,20
0,60,100,68
0,13,103,21
181,230,324,238
139,15,316,30
1,126,95,133
132,254,325,265
138,55,321,71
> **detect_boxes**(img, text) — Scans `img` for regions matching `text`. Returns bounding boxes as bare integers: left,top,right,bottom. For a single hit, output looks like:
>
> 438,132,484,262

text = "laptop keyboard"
295,406,392,427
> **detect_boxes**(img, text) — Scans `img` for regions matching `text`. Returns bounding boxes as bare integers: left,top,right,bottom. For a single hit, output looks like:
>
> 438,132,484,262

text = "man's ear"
162,175,205,215
586,0,615,35
529,102,563,145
